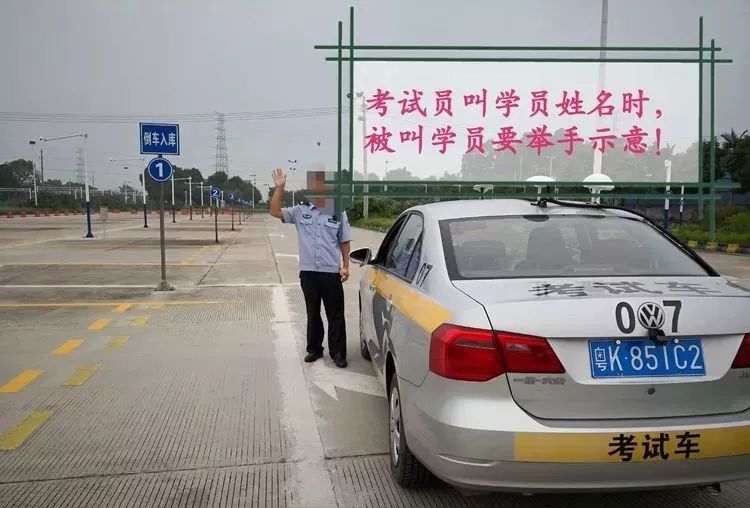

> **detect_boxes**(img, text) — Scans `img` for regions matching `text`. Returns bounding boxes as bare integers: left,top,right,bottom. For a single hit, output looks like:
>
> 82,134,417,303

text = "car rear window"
440,215,709,279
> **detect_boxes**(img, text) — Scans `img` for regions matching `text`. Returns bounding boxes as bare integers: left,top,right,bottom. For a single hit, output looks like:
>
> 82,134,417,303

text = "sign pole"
188,176,193,220
214,198,219,244
155,179,173,291
238,204,242,226
231,205,235,231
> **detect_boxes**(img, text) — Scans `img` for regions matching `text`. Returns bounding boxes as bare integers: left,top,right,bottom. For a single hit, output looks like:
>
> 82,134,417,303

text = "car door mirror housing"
350,247,372,266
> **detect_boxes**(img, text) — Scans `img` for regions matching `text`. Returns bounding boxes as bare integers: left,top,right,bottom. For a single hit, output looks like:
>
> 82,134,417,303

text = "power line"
0,106,351,124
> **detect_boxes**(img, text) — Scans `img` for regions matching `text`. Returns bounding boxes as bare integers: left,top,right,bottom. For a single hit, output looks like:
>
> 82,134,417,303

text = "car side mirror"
350,247,372,266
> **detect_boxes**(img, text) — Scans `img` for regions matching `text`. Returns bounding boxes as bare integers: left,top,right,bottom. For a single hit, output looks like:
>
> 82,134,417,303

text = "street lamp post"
287,161,297,205
42,133,92,238
188,176,193,220
27,141,39,207
199,181,204,217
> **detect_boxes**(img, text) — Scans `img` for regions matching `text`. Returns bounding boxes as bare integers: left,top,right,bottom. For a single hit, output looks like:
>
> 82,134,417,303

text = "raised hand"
272,168,287,188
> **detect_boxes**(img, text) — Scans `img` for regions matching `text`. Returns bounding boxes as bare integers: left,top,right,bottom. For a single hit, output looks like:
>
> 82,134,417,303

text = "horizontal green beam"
323,180,736,189
314,45,722,52
325,56,732,64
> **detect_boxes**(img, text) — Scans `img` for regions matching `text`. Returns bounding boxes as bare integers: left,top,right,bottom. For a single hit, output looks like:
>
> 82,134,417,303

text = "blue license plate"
589,339,706,378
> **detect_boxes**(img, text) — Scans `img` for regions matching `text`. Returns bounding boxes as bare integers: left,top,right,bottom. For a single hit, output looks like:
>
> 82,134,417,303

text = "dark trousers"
300,271,347,358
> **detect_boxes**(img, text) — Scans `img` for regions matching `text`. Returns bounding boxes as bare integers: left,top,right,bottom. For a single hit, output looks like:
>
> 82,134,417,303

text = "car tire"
360,299,371,361
388,373,430,488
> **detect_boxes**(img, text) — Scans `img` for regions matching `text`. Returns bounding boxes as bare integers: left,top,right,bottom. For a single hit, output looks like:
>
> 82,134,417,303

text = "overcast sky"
0,0,747,190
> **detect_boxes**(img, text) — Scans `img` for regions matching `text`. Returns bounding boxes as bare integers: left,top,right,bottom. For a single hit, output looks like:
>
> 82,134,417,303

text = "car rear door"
369,213,428,385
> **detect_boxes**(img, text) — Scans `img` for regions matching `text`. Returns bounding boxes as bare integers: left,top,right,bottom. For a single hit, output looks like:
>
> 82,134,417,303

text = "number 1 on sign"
156,162,163,178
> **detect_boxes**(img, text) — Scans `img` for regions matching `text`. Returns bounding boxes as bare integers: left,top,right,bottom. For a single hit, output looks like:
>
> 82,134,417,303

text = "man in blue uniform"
269,168,352,368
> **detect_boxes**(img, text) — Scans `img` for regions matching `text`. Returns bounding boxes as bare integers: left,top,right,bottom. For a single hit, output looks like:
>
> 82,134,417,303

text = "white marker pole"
664,159,672,230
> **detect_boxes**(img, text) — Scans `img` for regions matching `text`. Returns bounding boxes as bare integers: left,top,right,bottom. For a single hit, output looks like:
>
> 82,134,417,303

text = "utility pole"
592,0,608,176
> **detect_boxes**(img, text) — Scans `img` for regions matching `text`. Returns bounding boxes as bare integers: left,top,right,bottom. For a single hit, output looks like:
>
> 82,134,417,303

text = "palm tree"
720,129,749,152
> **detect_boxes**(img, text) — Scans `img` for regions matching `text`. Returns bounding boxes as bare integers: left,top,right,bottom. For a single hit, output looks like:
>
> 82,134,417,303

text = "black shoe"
333,356,348,368
304,351,323,363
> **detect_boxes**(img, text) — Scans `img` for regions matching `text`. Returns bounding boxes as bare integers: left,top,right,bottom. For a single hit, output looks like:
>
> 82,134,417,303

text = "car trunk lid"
452,276,750,420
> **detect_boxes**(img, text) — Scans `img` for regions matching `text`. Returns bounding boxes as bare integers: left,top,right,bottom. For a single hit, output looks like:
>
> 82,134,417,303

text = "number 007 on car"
589,339,706,378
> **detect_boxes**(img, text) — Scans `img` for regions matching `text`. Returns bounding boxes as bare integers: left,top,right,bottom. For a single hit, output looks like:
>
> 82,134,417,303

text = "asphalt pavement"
0,210,748,507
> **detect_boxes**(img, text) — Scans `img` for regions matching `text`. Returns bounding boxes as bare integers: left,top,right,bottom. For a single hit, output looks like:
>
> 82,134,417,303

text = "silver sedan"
350,198,750,493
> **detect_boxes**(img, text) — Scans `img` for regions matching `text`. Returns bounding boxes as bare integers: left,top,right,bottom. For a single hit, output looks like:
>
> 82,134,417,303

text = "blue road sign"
147,157,173,182
140,123,180,155
210,187,221,198
228,193,236,201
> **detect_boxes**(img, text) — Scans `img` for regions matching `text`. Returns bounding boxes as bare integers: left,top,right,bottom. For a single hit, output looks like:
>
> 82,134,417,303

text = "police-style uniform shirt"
282,203,352,274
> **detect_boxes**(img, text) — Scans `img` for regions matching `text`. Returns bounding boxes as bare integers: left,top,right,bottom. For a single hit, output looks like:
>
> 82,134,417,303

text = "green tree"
0,159,35,187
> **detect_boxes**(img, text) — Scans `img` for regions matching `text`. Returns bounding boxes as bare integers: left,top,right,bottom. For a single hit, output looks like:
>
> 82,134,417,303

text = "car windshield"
441,214,709,279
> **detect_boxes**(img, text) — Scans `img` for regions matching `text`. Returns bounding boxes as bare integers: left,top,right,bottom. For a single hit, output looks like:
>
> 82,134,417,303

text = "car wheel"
388,373,430,487
360,299,371,361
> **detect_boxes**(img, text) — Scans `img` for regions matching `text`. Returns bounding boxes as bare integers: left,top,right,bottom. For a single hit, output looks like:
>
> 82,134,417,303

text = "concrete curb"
685,240,749,255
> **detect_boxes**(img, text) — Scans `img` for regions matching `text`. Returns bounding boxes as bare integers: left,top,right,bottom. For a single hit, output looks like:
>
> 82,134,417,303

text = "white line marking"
268,233,286,238
275,253,299,260
308,361,384,401
271,285,336,507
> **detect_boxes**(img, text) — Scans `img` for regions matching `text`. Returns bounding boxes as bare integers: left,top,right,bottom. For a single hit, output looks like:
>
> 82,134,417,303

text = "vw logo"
637,302,666,330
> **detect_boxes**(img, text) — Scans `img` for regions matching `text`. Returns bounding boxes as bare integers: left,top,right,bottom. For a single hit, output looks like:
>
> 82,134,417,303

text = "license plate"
589,339,706,378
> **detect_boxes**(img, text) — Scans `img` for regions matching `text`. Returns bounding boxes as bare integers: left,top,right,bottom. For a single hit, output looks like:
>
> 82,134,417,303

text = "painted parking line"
88,319,111,331
0,411,53,451
63,364,101,386
0,370,44,393
113,304,132,313
105,336,129,350
52,339,84,356
131,315,151,327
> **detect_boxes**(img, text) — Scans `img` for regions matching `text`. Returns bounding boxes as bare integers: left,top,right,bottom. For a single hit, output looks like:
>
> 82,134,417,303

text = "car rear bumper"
402,373,750,492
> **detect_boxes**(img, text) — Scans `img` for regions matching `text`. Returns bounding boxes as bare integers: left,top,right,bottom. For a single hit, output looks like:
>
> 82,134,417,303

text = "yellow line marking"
51,339,84,356
0,370,44,393
63,364,101,386
0,301,221,309
105,336,129,350
0,410,53,451
131,315,151,327
88,319,111,331
148,303,164,310
113,304,132,313
0,262,231,266
180,260,191,266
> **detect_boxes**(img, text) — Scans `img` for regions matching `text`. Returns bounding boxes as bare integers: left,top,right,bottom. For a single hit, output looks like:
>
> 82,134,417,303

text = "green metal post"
336,21,343,217
697,17,704,219
709,38,716,241
348,6,355,213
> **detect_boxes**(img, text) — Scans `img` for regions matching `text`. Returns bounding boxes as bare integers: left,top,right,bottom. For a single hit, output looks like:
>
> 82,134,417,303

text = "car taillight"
429,324,503,382
496,331,565,374
429,324,565,382
731,333,750,369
